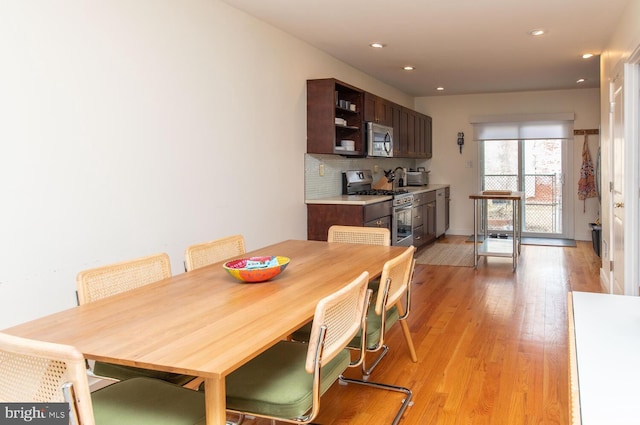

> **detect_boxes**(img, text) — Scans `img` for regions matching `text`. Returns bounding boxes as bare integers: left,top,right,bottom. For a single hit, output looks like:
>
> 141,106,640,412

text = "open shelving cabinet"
307,78,364,156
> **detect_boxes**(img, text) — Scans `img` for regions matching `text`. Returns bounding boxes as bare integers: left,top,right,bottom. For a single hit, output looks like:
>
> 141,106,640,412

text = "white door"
611,78,625,295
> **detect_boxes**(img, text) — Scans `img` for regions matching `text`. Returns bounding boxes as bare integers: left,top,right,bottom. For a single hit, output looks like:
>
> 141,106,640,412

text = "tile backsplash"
305,154,425,199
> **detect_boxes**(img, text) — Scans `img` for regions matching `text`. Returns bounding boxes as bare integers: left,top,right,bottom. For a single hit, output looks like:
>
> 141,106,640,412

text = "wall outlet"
319,163,325,177
465,160,473,168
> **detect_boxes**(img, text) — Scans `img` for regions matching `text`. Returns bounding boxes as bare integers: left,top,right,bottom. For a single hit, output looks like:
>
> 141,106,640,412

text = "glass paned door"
481,139,568,238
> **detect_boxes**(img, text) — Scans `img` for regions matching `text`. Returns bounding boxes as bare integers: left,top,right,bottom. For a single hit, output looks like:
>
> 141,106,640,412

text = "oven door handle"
394,204,413,212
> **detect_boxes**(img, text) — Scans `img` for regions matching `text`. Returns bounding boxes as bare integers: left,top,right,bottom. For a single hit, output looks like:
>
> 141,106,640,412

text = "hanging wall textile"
578,134,597,212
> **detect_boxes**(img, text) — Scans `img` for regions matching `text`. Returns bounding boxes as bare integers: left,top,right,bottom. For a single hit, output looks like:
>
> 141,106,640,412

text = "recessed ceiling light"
370,43,385,48
582,53,594,59
403,66,415,71
529,29,546,36
576,78,586,83
436,87,445,91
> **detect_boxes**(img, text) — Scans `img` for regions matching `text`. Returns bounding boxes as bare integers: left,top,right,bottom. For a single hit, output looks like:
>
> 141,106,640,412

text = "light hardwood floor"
246,236,603,425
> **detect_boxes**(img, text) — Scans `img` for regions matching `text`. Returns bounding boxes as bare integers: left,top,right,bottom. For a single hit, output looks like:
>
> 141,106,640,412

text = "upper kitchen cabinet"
307,78,364,156
364,92,402,155
307,78,432,159
363,93,401,127
399,107,432,159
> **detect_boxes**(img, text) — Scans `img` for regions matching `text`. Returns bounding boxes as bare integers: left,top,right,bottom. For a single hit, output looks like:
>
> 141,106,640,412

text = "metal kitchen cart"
469,191,524,271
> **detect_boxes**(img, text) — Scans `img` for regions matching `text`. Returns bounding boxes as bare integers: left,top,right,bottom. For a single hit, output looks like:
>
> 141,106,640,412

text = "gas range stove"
343,170,414,207
342,169,414,247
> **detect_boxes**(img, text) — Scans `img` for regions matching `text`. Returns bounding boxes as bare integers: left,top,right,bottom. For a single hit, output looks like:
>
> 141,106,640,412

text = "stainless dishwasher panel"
436,188,446,237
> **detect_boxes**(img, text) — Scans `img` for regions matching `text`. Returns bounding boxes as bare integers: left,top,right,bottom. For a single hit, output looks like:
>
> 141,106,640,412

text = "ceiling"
220,0,630,96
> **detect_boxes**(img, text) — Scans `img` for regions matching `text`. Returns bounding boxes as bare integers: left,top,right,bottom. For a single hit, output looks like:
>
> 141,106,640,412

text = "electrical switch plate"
319,163,325,176
373,164,379,173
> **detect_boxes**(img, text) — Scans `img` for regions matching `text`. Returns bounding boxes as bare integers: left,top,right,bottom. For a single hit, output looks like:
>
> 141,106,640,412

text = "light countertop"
305,194,392,206
305,184,449,206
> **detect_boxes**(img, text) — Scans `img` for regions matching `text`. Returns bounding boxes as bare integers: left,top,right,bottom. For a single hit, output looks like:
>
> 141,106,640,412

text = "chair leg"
362,345,389,380
395,302,418,363
339,375,413,425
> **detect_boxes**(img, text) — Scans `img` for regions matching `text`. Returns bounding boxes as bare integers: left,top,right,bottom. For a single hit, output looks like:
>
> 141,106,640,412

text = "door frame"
478,138,573,239
611,77,625,294
621,55,640,295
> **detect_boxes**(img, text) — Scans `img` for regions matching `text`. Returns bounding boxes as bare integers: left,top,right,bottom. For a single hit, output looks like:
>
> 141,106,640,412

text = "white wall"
415,89,601,240
0,0,411,329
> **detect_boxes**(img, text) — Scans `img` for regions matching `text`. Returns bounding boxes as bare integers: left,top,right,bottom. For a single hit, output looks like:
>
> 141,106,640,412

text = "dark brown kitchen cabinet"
425,197,437,244
400,108,415,157
364,93,402,155
424,114,433,159
364,93,401,127
445,186,450,231
399,108,432,159
412,191,436,248
306,77,432,159
412,193,426,249
307,78,364,156
307,201,392,241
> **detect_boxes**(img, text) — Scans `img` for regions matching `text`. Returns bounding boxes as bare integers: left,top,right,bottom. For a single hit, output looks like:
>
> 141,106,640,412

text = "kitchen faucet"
393,167,406,189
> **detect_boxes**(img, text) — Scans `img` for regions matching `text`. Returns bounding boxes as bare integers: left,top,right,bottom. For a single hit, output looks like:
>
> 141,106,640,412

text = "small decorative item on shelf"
223,256,290,283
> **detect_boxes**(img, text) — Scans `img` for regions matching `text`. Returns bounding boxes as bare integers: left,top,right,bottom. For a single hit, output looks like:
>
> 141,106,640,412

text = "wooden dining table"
3,239,407,425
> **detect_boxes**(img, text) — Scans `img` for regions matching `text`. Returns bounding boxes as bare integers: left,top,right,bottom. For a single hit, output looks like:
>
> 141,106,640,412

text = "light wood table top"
469,191,524,200
3,239,407,425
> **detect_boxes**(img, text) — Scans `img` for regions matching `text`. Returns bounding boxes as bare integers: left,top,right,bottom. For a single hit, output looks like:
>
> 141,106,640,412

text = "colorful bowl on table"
223,256,290,283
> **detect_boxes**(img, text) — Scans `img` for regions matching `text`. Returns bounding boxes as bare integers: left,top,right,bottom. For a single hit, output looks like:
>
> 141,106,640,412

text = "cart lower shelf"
477,238,518,257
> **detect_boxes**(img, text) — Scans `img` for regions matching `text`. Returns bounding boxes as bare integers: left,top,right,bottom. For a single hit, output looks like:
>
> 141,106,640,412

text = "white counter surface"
571,291,640,425
305,194,392,206
305,184,449,205
405,183,449,193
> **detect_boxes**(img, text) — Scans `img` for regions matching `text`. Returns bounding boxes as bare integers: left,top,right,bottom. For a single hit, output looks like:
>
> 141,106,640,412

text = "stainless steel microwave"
367,122,393,158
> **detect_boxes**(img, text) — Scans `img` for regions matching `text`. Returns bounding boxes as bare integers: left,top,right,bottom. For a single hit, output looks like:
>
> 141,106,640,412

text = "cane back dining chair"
224,271,371,424
327,225,390,293
336,246,416,425
327,225,391,246
0,331,206,425
76,253,195,386
184,234,246,272
348,245,417,378
292,245,418,378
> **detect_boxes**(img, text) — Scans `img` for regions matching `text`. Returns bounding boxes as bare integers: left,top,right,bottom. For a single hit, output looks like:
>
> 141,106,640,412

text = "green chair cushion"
93,361,195,386
349,305,399,350
291,305,399,351
225,340,350,419
92,377,206,425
